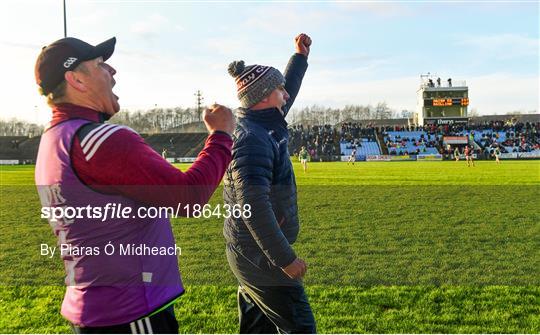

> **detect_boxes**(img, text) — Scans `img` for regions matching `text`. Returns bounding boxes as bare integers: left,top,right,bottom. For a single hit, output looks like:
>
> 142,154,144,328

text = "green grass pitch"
0,161,539,333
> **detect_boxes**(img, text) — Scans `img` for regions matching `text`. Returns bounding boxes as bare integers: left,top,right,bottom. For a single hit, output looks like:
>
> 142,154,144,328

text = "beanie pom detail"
228,60,245,77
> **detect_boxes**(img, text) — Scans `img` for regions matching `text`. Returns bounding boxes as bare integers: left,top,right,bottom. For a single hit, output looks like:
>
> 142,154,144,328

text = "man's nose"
105,63,117,76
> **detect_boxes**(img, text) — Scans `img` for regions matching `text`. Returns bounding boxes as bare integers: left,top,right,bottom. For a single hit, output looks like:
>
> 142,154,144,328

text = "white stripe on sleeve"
82,124,116,154
84,126,124,161
80,124,108,148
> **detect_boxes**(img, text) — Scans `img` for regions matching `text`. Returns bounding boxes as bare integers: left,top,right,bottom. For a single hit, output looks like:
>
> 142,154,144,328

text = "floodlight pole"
194,90,204,122
63,0,67,37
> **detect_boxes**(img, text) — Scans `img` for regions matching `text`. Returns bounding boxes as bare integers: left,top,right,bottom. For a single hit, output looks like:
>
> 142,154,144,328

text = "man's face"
79,57,119,116
266,84,290,110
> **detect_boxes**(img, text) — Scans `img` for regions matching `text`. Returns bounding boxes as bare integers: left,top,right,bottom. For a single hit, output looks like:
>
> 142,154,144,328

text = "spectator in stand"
290,120,539,160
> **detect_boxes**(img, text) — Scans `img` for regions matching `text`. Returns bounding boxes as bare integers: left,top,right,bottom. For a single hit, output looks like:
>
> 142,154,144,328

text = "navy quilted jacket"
223,53,308,269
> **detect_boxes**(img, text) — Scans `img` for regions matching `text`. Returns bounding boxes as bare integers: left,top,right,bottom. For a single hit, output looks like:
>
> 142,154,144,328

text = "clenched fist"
203,104,235,135
295,33,312,57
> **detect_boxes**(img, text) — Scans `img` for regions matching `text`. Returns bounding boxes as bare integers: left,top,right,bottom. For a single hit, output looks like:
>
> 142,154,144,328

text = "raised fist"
203,104,235,135
294,33,312,57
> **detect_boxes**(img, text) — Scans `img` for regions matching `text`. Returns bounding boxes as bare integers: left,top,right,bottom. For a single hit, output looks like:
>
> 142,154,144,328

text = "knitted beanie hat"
228,60,285,108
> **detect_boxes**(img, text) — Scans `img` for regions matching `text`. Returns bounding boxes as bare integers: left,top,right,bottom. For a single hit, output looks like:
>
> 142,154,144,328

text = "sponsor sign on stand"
0,160,19,165
366,155,392,161
518,152,540,159
176,157,197,163
390,155,416,161
417,154,443,161
499,153,518,159
443,136,468,145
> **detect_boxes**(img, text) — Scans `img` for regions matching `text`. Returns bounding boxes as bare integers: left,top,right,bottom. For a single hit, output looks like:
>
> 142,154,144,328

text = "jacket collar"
49,103,110,129
236,107,288,128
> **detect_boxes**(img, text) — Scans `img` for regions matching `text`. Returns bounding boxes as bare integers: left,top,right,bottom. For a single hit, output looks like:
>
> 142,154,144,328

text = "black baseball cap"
35,37,116,95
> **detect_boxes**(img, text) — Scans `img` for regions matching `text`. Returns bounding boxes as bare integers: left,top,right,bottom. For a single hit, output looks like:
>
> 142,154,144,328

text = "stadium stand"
340,139,381,159
0,133,208,163
0,136,41,162
288,124,338,161
2,115,538,163
383,131,439,155
288,122,382,161
141,133,208,159
288,119,539,160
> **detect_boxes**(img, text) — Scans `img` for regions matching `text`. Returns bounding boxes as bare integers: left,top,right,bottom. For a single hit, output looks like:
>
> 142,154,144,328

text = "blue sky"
0,0,538,124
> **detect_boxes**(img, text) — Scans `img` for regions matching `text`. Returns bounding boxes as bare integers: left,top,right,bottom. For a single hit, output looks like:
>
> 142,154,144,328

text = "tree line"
287,102,403,125
1,103,405,136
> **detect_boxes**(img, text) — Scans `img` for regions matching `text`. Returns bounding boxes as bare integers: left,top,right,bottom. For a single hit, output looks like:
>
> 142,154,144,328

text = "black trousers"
238,284,316,334
71,306,179,334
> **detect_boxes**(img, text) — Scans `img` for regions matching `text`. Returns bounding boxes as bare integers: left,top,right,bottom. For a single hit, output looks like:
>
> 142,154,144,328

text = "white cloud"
111,49,238,111
130,13,170,38
202,36,253,57
241,6,331,35
332,2,415,18
455,33,539,60
466,73,539,114
299,75,420,111
0,44,53,124
295,73,538,116
71,9,113,27
310,57,393,79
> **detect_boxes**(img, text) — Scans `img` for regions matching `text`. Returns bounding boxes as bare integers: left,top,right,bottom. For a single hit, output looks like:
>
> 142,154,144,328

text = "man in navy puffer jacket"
223,33,316,333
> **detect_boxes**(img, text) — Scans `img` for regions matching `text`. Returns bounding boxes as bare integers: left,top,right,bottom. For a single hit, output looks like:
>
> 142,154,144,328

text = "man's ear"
64,71,87,93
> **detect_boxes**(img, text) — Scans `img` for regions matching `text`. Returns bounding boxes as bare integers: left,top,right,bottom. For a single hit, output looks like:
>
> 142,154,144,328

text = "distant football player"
298,146,309,172
464,145,475,167
454,146,460,161
347,147,357,165
494,146,501,164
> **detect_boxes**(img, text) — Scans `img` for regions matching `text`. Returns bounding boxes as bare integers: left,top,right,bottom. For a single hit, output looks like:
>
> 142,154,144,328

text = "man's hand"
281,257,307,279
203,104,235,135
294,33,312,57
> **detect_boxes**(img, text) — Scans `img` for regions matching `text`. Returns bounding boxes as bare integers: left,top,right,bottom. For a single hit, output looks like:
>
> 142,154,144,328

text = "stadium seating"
0,136,40,161
2,119,538,163
0,133,209,162
384,131,439,155
340,138,381,159
141,133,208,158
